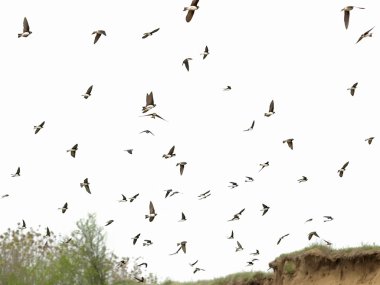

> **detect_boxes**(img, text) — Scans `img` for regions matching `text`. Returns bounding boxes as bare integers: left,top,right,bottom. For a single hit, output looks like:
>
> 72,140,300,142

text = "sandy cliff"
264,246,380,285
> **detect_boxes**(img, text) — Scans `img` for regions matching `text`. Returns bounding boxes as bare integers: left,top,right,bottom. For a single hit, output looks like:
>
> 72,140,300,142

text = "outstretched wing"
23,17,30,32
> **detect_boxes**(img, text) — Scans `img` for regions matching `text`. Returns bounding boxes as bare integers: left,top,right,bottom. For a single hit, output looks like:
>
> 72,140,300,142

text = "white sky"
1,0,380,282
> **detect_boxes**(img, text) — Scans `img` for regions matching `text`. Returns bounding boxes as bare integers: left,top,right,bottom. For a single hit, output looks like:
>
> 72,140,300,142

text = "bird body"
283,138,294,150
105,220,114,226
298,176,308,183
341,6,365,29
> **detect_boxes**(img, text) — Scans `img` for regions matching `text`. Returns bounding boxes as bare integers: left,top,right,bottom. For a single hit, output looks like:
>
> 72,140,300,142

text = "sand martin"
182,58,192,71
145,201,157,222
356,27,375,44
34,121,45,134
18,17,32,38
201,46,209,59
92,30,106,44
341,6,365,29
184,0,199,22
142,28,160,39
338,161,349,177
80,178,91,194
163,146,176,159
58,202,68,213
283,138,294,150
11,167,21,177
67,144,78,158
347,82,358,96
243,120,255,132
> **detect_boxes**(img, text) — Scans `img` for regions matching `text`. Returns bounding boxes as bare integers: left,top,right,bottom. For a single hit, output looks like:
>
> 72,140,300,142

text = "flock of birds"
3,1,378,281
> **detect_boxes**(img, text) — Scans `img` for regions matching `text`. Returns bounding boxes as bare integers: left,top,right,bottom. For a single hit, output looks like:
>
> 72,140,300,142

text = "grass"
277,242,380,260
161,271,273,285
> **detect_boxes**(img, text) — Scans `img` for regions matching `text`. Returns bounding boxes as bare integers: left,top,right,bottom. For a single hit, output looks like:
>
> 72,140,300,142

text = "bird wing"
180,164,185,175
181,212,186,220
342,161,349,169
87,85,93,94
142,33,149,39
181,243,186,253
288,140,293,150
94,33,101,44
269,100,274,112
85,184,91,194
238,208,245,215
186,10,195,23
151,28,160,34
191,0,199,5
365,26,375,35
356,34,364,44
237,241,242,248
23,17,30,32
251,120,255,128
168,145,175,155
344,10,350,29
149,201,155,214
183,59,190,71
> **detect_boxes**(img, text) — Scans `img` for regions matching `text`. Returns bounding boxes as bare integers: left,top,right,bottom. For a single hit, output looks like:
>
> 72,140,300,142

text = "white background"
1,0,379,282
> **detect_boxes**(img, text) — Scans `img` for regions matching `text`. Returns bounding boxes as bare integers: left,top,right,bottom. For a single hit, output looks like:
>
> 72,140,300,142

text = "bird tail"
18,34,22,38
183,7,187,11
80,183,84,187
145,215,149,219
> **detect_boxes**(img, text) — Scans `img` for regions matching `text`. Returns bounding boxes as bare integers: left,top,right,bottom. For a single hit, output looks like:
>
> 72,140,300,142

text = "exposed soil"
260,247,380,285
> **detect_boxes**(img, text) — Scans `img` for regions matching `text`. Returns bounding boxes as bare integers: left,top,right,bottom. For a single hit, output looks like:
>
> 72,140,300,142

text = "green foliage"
0,213,156,285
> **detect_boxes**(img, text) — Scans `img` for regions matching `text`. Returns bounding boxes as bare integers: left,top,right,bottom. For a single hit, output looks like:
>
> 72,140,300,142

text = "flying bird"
323,216,334,222
283,138,294,150
118,194,128,202
124,149,133,154
1,194,9,199
347,82,358,96
82,85,93,99
261,204,270,216
142,92,156,113
324,240,332,246
80,178,91,194
365,137,375,145
129,193,139,202
134,277,145,283
235,241,243,252
259,161,269,172
176,162,187,175
228,208,245,221
105,220,114,226
179,212,187,222
356,27,375,44
305,218,313,223
264,100,275,117
182,58,192,71
277,233,290,245
341,6,365,29
19,219,26,230
194,267,205,274
228,182,238,189
298,176,308,183
58,202,68,213
251,249,260,256
11,167,21,177
200,46,209,59
143,240,153,246
139,130,154,136
34,121,45,134
338,161,349,177
92,30,106,44
190,260,199,267
142,28,160,39
67,144,78,158
227,230,234,239
163,146,176,159
138,262,148,268
243,120,255,132
245,176,254,182
308,231,320,240
184,0,199,22
132,233,141,245
198,190,211,200
145,201,157,222
141,112,166,121
18,17,32,38
164,189,173,198
247,259,258,266
177,241,187,254
224,86,232,91
45,227,51,237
